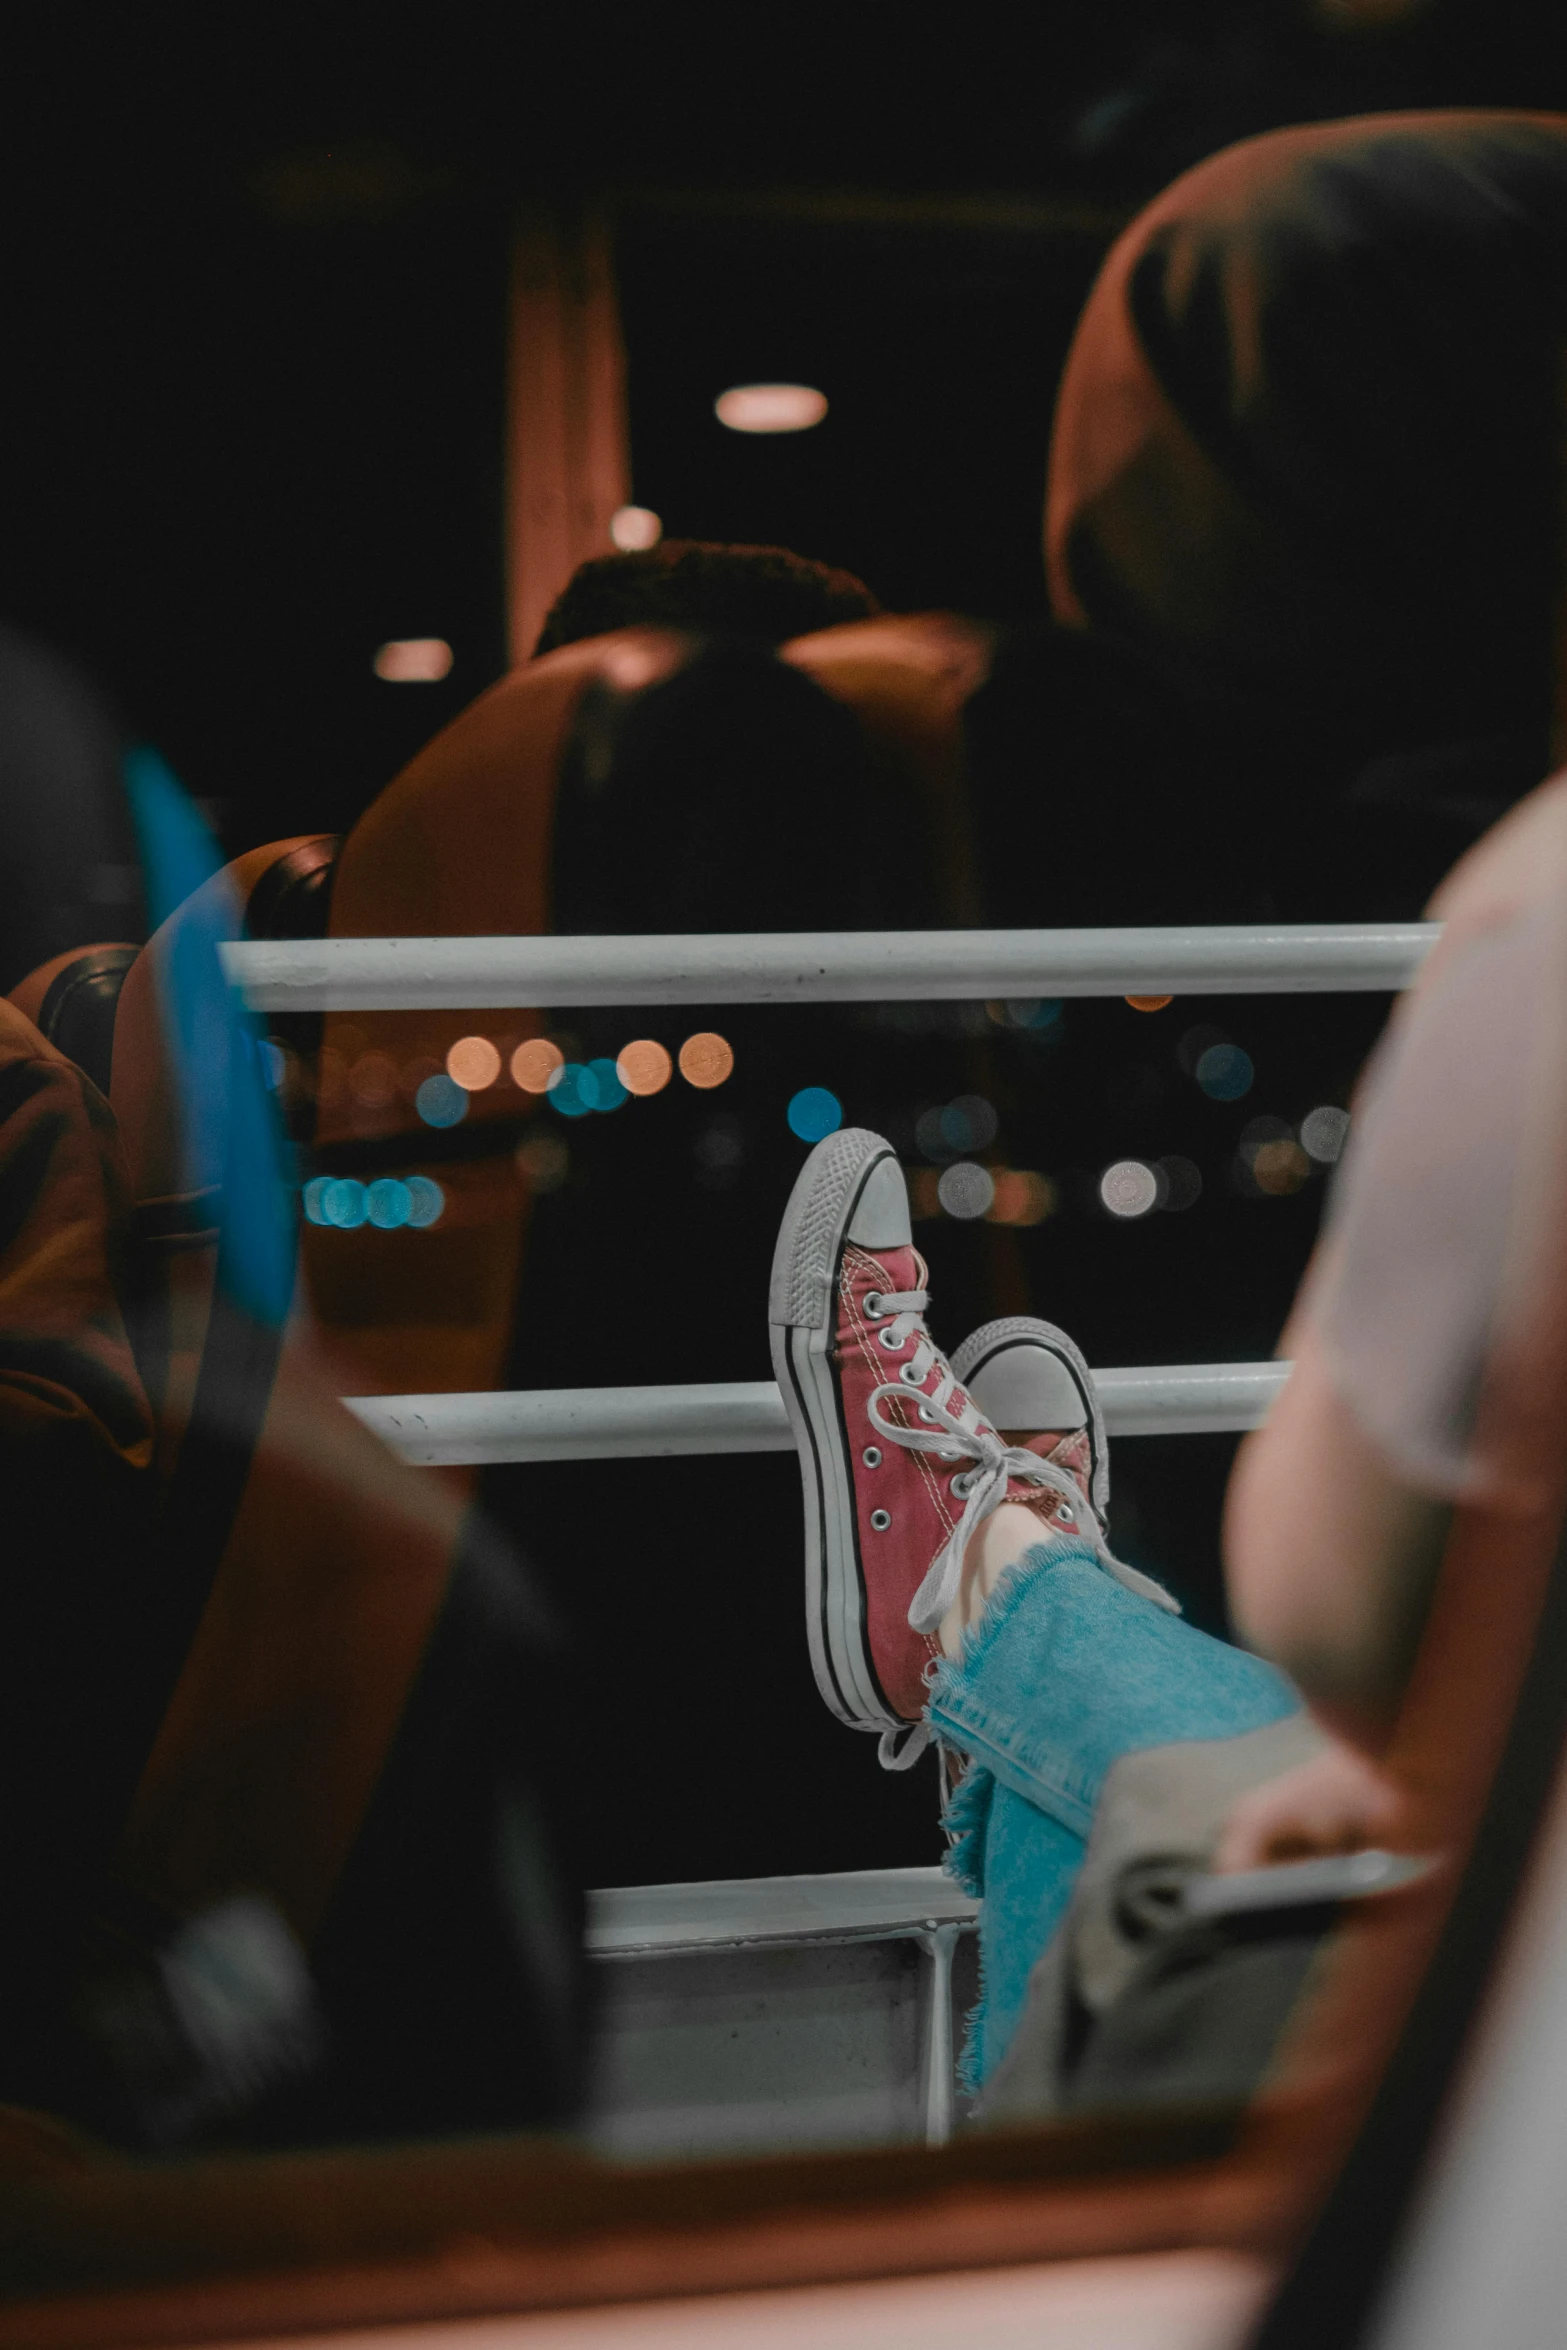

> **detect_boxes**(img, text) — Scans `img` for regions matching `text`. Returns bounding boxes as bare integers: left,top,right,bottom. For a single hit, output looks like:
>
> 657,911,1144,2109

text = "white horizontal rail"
343,1361,1289,1466
587,1867,978,1958
225,923,1437,1011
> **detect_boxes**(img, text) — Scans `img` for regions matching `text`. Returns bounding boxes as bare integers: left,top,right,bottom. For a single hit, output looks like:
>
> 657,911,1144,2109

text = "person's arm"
1224,1320,1452,1753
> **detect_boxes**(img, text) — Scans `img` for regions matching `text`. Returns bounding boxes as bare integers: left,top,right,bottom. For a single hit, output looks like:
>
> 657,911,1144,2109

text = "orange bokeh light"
678,1032,735,1089
447,1036,502,1091
617,1039,674,1096
987,1169,1057,1226
1125,995,1174,1013
511,1037,566,1093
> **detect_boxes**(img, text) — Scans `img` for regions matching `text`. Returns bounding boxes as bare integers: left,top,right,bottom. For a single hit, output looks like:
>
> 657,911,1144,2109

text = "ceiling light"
373,638,453,682
610,505,663,551
714,383,828,435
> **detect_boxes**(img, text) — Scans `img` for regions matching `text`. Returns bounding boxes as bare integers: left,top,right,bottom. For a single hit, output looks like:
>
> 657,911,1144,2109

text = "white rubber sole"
769,1128,906,1741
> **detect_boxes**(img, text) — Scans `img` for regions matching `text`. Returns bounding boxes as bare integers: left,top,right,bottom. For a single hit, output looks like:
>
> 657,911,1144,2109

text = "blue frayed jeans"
928,1542,1299,2088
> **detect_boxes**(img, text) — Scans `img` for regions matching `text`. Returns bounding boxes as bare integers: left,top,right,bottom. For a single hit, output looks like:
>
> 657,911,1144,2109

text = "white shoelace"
862,1284,1178,1642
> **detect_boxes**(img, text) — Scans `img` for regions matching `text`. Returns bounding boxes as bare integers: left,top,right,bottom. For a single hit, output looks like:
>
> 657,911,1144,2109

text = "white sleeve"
1310,899,1555,1499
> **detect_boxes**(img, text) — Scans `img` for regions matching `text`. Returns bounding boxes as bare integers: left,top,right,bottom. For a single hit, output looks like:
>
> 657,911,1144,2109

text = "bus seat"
304,630,692,1414
782,610,993,928
6,945,141,1099
302,616,997,1421
105,835,338,1468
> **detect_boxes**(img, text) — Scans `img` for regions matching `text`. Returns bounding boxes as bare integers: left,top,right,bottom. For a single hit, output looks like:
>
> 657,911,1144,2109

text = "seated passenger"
533,538,879,652
1027,107,1567,922
768,760,1567,2116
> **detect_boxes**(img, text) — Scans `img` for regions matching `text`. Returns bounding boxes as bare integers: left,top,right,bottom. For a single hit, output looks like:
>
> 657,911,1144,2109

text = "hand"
1213,1739,1406,1875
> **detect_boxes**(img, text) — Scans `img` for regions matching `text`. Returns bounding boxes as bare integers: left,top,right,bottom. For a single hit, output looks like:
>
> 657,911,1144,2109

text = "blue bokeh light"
305,1173,443,1229
366,1177,413,1229
549,1063,597,1117
1195,1044,1255,1102
405,1175,445,1227
416,1073,469,1128
588,1055,628,1111
323,1178,368,1228
787,1086,842,1143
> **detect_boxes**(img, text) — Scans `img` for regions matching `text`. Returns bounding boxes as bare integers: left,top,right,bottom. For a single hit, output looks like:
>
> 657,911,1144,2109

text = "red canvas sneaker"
950,1316,1110,1527
770,1130,1168,1771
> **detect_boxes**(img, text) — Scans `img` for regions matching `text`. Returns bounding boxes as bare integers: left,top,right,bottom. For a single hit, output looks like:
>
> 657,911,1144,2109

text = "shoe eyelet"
918,1404,939,1425
870,1509,891,1532
863,1292,885,1320
1055,1503,1076,1524
899,1360,925,1386
951,1470,977,1498
878,1326,903,1350
862,1445,882,1468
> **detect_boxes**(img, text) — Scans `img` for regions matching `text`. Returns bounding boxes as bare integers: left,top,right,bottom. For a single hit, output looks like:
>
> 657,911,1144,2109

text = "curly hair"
533,540,879,655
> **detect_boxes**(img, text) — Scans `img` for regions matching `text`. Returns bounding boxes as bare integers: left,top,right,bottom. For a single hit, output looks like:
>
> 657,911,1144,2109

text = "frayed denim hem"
926,1535,1300,2092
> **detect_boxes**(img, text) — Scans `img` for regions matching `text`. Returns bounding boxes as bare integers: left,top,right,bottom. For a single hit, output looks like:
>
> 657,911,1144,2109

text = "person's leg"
769,1130,1302,2090
929,1528,1296,2083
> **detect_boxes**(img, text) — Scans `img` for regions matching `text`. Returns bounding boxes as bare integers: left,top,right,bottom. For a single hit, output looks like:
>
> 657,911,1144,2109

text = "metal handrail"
225,921,1438,1012
343,1362,1289,1466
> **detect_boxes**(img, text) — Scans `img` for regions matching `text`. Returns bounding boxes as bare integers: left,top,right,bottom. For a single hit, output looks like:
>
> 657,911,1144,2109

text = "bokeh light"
988,998,1063,1030
915,1107,951,1161
405,1176,445,1227
918,1094,998,1161
679,1031,734,1089
1252,1138,1311,1196
1177,1023,1227,1075
787,1086,842,1142
415,1073,468,1128
447,1036,502,1092
373,638,453,682
1239,1115,1292,1167
941,1094,998,1152
512,1037,566,1093
549,1064,597,1118
588,1055,628,1112
313,1048,347,1109
325,1178,369,1228
1157,1155,1203,1211
987,1170,1056,1226
366,1177,413,1229
1301,1105,1352,1163
938,1161,995,1220
714,383,828,434
304,1172,442,1229
1195,1043,1255,1101
1125,995,1173,1013
1100,1159,1160,1219
259,1039,287,1090
349,1051,399,1109
617,1039,673,1096
609,505,662,551
517,1133,569,1192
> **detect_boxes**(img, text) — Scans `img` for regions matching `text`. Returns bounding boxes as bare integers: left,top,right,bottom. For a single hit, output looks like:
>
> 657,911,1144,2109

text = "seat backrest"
107,835,337,1470
302,614,997,1423
7,944,141,1098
